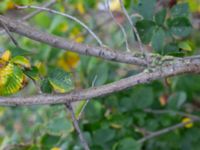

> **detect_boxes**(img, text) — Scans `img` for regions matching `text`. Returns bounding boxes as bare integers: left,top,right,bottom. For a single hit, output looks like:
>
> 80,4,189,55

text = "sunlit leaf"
10,56,31,68
178,41,192,51
182,117,193,128
57,51,80,71
1,50,11,61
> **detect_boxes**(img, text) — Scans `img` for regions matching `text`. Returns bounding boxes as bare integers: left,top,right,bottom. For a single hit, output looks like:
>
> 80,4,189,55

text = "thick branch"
0,57,199,106
0,15,146,66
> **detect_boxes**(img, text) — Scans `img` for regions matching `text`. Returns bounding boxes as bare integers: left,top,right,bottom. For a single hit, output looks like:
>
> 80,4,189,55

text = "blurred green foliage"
0,0,200,149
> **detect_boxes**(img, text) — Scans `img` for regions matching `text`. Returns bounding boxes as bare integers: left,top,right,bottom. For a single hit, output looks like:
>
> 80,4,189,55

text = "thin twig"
118,0,150,63
77,75,98,120
65,103,90,150
0,0,56,35
21,0,57,21
0,22,19,47
16,5,103,46
144,109,200,120
105,0,130,52
137,118,200,143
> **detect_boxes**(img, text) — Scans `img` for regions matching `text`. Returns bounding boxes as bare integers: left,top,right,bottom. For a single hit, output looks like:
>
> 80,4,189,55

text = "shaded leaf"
136,20,156,44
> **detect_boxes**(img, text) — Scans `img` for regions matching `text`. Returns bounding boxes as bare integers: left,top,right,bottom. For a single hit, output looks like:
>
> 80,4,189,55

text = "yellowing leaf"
11,56,31,68
1,50,11,61
70,28,84,43
109,0,122,11
76,1,85,14
0,61,14,88
59,22,68,32
51,147,61,150
48,68,74,93
35,61,47,76
6,1,15,10
0,63,24,96
57,51,80,71
182,117,193,128
0,50,28,95
110,123,122,129
178,41,192,51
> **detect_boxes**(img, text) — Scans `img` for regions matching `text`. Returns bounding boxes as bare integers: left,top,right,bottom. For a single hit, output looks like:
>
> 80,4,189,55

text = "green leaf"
40,133,60,149
24,67,39,81
168,17,192,38
151,27,165,53
136,20,156,44
171,3,189,17
167,91,187,109
163,43,185,56
47,117,73,135
116,137,141,150
33,12,51,28
8,47,33,57
172,75,200,99
48,68,74,93
10,56,31,68
137,0,156,20
93,128,115,145
155,9,167,25
132,87,154,109
41,78,53,93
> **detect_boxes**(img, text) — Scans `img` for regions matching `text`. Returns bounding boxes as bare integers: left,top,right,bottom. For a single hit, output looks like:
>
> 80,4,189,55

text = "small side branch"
65,103,90,150
119,0,150,63
137,118,200,143
21,0,57,21
144,109,200,120
0,21,19,47
105,0,130,52
16,5,103,46
77,75,98,120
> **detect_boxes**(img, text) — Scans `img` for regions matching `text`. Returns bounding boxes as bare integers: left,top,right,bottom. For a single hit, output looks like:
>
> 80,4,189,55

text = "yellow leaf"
57,51,80,71
109,0,122,11
76,1,85,14
1,50,11,62
6,1,15,10
51,147,61,150
35,61,47,76
70,28,85,43
0,61,13,88
182,117,193,128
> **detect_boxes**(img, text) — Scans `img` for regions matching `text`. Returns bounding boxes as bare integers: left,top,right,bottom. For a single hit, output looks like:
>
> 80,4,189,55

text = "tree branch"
65,103,90,150
137,118,200,143
0,57,199,106
0,15,146,66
